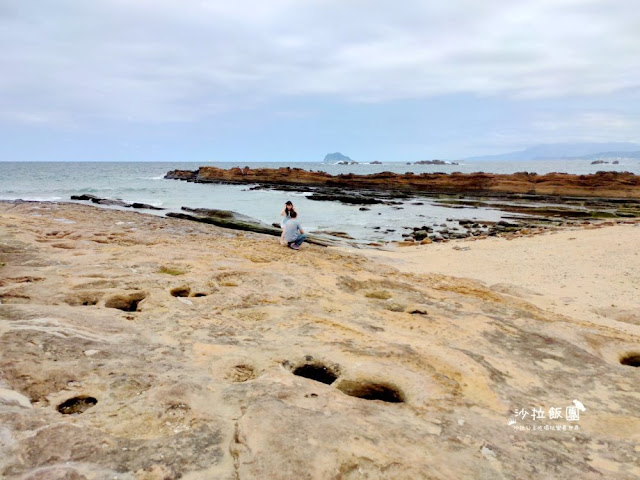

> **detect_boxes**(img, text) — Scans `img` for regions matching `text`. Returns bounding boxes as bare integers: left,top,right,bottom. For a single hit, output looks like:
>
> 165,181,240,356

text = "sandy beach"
351,223,640,332
1,201,639,479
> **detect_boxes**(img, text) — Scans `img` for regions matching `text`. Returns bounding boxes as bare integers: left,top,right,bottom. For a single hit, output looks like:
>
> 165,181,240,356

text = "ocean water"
1,160,638,243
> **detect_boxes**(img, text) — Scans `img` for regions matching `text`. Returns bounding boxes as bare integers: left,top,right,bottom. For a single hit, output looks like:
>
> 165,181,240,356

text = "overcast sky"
1,0,639,161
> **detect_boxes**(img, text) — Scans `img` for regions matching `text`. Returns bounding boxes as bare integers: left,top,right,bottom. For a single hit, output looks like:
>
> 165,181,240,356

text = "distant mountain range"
463,143,640,162
580,150,640,160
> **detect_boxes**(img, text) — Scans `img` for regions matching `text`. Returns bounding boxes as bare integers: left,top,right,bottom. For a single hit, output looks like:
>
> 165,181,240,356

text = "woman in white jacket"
279,200,297,245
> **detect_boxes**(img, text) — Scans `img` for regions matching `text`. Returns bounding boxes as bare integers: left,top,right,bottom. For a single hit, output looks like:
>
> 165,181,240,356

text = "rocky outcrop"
70,194,164,210
164,167,640,199
166,207,338,246
1,202,639,479
400,219,563,243
306,193,383,205
163,169,198,181
414,160,459,165
323,152,352,163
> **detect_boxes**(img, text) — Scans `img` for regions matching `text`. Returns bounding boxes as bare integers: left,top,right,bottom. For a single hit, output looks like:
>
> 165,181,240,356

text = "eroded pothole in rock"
620,353,640,367
227,364,257,382
337,380,405,403
64,292,102,306
164,402,191,419
292,363,339,385
170,286,190,297
57,395,98,414
104,291,146,312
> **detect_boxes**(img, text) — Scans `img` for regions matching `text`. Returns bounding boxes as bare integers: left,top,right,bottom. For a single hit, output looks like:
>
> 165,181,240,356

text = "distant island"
323,152,356,164
412,160,459,165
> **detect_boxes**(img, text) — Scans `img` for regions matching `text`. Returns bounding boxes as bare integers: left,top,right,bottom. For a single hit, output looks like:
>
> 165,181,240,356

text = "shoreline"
163,166,640,244
344,223,640,332
5,197,640,249
1,201,639,479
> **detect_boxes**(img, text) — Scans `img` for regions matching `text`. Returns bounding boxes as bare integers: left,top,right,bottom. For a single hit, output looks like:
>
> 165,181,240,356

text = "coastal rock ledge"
1,201,639,479
165,167,640,198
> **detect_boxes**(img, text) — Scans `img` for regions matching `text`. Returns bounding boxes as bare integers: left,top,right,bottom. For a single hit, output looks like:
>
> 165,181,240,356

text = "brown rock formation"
165,167,640,198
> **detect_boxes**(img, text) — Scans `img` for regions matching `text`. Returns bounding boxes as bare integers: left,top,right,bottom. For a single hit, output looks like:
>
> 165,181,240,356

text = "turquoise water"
1,160,638,243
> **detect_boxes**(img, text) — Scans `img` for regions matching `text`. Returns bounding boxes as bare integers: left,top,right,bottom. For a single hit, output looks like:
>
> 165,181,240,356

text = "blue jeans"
289,233,307,247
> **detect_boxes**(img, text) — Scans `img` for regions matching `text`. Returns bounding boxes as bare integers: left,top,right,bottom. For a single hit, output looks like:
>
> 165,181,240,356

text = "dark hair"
285,201,293,206
290,210,298,219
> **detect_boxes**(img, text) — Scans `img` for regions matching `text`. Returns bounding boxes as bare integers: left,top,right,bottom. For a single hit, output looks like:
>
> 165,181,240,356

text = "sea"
1,160,638,244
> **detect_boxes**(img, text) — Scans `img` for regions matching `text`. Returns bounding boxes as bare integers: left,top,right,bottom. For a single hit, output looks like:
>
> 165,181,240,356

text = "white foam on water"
0,196,62,202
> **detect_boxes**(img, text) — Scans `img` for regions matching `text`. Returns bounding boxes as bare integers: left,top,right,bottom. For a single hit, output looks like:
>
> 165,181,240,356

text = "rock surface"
1,201,639,479
164,167,640,199
165,207,337,247
70,195,164,210
413,160,459,165
323,152,353,163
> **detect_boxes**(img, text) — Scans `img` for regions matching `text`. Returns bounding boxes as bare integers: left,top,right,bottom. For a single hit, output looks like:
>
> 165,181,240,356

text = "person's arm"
298,224,305,234
280,209,286,216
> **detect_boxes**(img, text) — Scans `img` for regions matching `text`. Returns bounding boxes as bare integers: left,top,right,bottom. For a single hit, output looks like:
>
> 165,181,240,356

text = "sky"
1,0,639,162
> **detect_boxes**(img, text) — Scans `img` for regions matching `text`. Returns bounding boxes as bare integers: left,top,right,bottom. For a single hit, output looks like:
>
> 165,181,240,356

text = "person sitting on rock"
279,201,296,245
283,210,307,250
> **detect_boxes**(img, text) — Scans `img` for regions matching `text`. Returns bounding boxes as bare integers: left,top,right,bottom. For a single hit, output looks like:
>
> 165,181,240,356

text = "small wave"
18,188,115,195
0,196,62,202
118,187,161,193
120,198,164,207
72,187,157,194
80,188,115,192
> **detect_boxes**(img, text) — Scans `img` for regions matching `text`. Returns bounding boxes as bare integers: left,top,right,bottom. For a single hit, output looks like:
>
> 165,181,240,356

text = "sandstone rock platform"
0,201,638,479
165,167,640,199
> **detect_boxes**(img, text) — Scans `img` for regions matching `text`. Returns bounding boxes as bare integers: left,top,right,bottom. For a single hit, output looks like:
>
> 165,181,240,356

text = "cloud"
1,0,639,124
467,111,639,153
533,112,635,132
530,112,639,143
